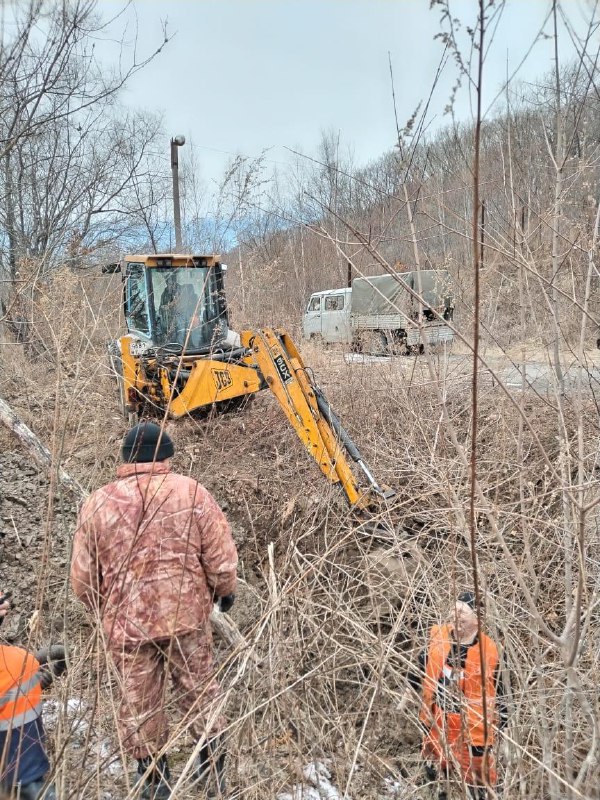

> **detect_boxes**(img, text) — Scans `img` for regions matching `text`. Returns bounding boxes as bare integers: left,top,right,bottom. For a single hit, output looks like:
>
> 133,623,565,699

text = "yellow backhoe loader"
104,253,392,510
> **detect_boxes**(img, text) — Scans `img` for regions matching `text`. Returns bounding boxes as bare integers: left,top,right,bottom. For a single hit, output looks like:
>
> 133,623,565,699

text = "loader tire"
388,334,409,356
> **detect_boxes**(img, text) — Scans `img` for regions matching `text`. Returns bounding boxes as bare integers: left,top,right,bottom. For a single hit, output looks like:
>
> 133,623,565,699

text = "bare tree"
0,110,168,277
0,0,169,280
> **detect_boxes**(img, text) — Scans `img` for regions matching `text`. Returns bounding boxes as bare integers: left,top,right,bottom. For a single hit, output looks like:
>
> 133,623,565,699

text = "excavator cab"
121,255,229,353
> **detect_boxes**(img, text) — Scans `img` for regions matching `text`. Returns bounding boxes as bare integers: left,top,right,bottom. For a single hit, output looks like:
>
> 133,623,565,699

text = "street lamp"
170,135,185,251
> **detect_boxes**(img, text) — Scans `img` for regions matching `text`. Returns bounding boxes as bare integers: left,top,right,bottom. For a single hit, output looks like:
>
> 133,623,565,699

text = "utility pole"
170,135,185,251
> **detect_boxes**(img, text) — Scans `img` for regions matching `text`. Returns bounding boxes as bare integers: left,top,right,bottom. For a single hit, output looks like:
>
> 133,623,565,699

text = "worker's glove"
35,645,67,690
217,594,235,614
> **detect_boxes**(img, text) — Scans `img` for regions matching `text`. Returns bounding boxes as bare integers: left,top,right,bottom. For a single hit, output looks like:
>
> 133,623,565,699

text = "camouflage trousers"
109,623,225,759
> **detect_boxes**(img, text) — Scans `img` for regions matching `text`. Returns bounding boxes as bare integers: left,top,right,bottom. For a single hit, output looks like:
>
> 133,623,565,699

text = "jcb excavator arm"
116,327,390,508
241,328,392,509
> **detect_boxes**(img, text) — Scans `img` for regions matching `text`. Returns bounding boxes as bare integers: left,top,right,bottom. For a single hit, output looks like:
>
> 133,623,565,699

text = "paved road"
499,360,600,393
343,351,600,395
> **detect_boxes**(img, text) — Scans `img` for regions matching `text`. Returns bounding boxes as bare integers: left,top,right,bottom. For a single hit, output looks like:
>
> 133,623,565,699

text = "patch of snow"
382,776,406,796
278,760,349,800
43,696,89,739
96,739,124,776
44,695,125,781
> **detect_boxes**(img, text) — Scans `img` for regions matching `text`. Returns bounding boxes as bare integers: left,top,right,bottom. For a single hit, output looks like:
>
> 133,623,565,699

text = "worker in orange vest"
0,592,64,799
408,592,508,800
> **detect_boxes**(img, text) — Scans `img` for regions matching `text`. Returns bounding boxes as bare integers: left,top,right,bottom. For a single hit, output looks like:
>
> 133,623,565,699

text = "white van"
303,271,454,353
302,287,352,343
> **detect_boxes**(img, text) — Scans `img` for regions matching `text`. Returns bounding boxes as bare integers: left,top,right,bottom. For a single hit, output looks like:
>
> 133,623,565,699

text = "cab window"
150,267,219,349
307,296,321,312
324,294,345,311
125,263,150,336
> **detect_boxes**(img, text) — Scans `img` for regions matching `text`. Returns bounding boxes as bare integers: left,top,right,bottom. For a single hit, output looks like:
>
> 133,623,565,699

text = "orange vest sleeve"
0,646,42,731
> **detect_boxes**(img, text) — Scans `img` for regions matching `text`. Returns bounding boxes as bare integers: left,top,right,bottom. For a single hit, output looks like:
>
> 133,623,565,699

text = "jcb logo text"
212,369,233,392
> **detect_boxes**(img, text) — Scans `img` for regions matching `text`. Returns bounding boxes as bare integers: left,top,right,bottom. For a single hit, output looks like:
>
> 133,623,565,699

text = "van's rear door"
322,291,350,343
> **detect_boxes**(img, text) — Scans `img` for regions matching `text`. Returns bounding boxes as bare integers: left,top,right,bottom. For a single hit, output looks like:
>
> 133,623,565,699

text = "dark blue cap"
122,421,174,463
457,591,477,609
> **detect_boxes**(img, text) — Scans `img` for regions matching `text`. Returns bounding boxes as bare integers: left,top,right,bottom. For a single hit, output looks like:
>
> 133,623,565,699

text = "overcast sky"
102,0,596,185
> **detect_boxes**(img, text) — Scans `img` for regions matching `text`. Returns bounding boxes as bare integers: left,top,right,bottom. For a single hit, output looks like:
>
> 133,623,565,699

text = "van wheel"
356,330,389,356
388,334,409,356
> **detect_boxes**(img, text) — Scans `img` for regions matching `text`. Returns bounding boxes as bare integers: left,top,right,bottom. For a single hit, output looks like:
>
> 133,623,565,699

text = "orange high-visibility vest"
420,624,499,747
0,646,42,732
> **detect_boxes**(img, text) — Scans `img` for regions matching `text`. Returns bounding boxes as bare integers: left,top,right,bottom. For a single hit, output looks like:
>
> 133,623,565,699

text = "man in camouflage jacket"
71,421,238,799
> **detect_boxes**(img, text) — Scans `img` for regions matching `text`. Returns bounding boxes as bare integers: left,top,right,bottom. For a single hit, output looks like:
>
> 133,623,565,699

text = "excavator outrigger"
104,253,392,509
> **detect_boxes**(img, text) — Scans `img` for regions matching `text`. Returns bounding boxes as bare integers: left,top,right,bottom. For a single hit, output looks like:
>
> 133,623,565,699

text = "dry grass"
1,265,600,800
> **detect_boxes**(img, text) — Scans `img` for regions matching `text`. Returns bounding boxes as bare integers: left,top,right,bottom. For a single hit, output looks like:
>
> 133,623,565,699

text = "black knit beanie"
122,422,175,463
